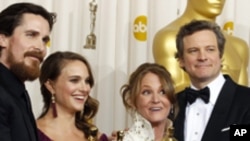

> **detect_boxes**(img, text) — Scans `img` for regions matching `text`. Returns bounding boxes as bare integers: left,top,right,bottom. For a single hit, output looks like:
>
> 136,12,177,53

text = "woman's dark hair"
39,51,98,138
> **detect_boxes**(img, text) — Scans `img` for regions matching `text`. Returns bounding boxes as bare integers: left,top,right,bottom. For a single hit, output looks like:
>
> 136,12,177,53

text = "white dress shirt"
184,73,225,141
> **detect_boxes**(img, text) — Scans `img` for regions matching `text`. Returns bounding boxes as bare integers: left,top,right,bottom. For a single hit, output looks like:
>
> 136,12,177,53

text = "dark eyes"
26,31,50,45
43,37,50,45
26,32,37,37
141,89,166,95
207,48,215,51
142,90,150,95
70,78,79,83
70,77,91,85
85,78,91,84
188,48,215,53
188,49,198,53
159,90,166,95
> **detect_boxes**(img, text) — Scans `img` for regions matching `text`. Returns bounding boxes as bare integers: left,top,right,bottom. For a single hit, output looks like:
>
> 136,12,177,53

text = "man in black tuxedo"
173,20,250,141
0,3,56,141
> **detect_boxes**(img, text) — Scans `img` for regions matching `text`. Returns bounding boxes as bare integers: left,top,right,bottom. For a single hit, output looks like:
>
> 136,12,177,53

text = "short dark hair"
175,20,225,59
0,2,56,36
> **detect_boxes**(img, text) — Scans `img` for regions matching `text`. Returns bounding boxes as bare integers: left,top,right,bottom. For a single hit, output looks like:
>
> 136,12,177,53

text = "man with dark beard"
0,3,56,141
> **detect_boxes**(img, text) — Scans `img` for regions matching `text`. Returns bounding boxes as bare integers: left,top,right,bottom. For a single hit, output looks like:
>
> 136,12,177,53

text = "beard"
8,50,44,82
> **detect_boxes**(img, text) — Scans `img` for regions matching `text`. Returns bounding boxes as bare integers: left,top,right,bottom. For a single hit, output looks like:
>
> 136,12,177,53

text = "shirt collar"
207,73,225,105
190,73,225,105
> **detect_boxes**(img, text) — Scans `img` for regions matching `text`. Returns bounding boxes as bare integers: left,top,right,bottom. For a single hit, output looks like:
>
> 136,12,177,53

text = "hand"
108,128,128,141
108,130,117,141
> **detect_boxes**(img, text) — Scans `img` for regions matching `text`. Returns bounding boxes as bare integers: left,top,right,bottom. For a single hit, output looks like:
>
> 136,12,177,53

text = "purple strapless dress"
37,128,109,141
37,129,52,141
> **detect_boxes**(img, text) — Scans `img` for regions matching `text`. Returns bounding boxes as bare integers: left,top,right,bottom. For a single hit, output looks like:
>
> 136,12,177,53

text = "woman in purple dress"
36,51,108,141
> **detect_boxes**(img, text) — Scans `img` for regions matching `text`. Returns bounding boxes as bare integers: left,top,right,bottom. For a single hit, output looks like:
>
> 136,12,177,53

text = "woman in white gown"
120,63,177,141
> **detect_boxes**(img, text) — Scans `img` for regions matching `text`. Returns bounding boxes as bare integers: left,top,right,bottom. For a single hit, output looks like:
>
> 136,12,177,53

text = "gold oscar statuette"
117,130,125,141
88,126,98,141
84,0,97,49
162,127,177,141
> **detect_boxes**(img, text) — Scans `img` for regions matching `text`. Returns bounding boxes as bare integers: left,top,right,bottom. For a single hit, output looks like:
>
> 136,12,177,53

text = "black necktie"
185,87,210,104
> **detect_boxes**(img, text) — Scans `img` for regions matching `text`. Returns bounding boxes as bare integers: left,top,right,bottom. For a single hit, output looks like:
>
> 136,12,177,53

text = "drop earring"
168,105,174,120
51,94,57,118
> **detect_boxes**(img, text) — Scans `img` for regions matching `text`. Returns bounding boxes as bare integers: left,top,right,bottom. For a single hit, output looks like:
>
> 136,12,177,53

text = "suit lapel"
202,76,236,141
174,92,187,141
15,94,37,141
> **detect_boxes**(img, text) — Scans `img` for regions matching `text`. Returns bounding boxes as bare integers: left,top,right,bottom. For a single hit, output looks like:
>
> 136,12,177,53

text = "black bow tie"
185,87,210,104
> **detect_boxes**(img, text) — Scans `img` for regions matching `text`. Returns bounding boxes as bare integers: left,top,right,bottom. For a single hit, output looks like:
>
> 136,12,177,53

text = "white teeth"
74,95,85,99
150,107,161,110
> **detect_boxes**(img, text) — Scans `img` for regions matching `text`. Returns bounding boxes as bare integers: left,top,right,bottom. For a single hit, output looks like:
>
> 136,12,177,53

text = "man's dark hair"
0,2,56,36
175,20,225,59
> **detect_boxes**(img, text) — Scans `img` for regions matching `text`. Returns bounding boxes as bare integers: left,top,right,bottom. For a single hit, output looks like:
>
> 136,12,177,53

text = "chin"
149,119,166,126
74,106,84,112
148,117,166,123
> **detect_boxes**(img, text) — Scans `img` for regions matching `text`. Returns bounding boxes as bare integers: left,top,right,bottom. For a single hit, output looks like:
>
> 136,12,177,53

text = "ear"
0,34,8,48
44,80,55,95
178,58,185,68
128,99,136,109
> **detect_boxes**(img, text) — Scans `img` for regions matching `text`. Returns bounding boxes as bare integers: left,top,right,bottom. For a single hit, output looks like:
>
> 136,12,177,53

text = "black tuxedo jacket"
0,63,38,141
174,75,250,141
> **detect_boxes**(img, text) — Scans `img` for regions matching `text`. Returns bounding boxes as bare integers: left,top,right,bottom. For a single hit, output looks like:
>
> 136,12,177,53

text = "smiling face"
135,72,171,126
179,29,222,88
50,60,91,114
0,13,50,81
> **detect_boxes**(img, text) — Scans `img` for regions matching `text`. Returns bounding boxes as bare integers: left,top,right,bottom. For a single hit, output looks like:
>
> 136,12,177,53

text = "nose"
33,40,46,55
80,81,90,93
197,50,207,61
152,93,160,103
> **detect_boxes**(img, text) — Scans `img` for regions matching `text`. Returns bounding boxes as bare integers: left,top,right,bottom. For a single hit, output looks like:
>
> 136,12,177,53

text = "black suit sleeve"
0,97,12,141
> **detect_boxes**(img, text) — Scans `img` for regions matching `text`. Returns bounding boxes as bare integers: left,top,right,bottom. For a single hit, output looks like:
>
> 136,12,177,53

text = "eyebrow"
25,29,50,40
